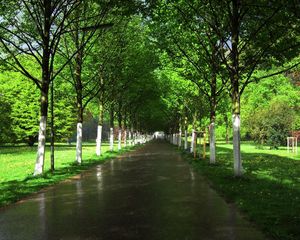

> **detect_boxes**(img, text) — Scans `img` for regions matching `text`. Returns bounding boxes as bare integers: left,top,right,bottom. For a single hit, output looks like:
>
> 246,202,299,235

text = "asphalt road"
0,141,266,240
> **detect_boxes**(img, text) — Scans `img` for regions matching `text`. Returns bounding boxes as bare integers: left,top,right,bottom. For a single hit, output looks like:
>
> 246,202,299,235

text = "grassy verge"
182,141,300,240
0,142,137,208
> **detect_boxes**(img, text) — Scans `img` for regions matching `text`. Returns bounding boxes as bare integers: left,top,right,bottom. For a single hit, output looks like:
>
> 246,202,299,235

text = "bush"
247,99,295,148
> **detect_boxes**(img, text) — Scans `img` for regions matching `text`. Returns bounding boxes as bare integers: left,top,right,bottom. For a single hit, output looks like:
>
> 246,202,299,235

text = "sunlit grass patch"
0,142,137,208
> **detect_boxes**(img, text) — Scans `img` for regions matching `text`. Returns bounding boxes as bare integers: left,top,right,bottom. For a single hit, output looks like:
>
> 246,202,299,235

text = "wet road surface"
0,141,266,240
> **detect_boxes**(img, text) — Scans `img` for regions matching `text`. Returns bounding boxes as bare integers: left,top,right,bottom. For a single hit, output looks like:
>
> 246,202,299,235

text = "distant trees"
0,69,76,146
0,96,13,144
242,73,300,148
248,100,296,148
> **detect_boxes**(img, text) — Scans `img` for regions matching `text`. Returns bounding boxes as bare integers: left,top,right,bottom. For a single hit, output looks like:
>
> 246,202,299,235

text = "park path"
0,141,266,240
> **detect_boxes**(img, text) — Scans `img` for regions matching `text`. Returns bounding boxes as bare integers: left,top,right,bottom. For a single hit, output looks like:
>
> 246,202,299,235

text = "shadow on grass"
183,145,300,240
0,145,138,209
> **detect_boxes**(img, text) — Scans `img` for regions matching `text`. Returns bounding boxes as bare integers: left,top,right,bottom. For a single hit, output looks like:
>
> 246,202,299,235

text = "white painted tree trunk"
96,125,102,156
209,123,216,164
233,114,242,176
76,122,82,164
124,130,127,147
178,129,182,147
34,116,47,175
190,129,194,153
118,128,122,151
110,127,114,151
184,130,188,150
135,132,138,145
132,132,135,146
129,131,132,145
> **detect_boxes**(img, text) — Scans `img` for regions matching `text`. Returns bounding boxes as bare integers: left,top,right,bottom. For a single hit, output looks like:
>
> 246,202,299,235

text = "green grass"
183,141,300,240
0,142,137,208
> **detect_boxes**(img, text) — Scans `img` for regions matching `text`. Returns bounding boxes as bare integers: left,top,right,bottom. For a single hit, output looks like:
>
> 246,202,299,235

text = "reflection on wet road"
0,141,266,240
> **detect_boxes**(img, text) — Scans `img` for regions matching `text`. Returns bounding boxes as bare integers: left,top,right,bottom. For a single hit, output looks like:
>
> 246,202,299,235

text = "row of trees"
0,1,170,175
0,0,299,177
146,0,300,176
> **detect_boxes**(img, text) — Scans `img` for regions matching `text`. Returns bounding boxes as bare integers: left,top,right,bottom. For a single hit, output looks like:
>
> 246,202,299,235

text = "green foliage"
88,16,169,132
51,79,77,141
0,69,77,145
247,99,296,148
215,95,232,140
242,73,300,147
0,70,39,145
0,97,14,143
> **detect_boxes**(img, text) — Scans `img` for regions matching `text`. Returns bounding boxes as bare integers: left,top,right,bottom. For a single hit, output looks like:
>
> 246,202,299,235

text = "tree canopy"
0,0,299,177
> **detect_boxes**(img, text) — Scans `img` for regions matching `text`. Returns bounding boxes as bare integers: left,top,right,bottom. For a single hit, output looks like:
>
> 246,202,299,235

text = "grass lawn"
0,142,136,208
183,140,300,240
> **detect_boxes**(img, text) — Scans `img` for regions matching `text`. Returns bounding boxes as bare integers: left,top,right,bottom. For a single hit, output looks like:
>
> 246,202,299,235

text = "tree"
148,0,227,164
94,16,161,150
176,0,300,176
0,0,83,175
59,0,116,164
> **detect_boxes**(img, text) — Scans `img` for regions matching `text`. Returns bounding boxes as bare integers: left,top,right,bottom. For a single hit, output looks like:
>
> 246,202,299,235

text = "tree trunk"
124,129,127,147
130,125,134,145
109,108,114,151
75,48,83,164
225,114,229,144
110,128,114,151
209,103,216,164
203,130,207,159
184,118,188,150
232,92,242,176
184,129,188,150
209,122,216,164
34,88,48,173
96,74,104,156
118,128,122,151
123,113,127,147
178,127,182,147
76,121,83,164
194,132,198,158
50,80,55,171
190,129,194,153
96,101,103,156
117,108,122,151
130,130,132,145
96,125,102,156
34,114,47,175
76,101,83,164
231,0,242,176
209,45,217,164
34,1,51,175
